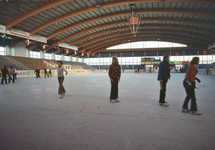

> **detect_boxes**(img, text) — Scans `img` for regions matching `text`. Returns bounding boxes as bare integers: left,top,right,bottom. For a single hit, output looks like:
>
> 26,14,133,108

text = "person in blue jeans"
1,66,9,85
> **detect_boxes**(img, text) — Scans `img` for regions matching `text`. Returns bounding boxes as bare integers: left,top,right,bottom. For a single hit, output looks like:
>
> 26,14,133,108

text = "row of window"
30,51,83,62
107,41,187,50
84,55,215,65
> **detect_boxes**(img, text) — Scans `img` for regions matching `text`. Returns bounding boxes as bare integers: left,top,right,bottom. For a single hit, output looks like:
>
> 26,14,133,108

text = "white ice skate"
159,103,169,107
60,94,63,99
182,108,190,113
190,111,202,115
115,99,120,102
110,99,116,103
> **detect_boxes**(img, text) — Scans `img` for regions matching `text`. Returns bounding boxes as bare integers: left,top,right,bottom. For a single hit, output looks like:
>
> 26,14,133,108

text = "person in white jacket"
51,61,68,99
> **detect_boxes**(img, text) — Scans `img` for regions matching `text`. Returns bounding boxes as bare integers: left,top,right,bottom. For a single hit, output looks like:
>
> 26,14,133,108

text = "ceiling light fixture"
96,4,102,8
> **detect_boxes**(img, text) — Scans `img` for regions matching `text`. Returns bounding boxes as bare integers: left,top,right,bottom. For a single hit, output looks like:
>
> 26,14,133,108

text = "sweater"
157,60,171,82
109,65,121,79
185,65,197,82
52,66,68,77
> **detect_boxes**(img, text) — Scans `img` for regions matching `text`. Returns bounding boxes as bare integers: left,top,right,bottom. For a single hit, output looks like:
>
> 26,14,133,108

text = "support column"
61,54,64,61
5,45,11,56
40,51,44,59
99,53,100,70
132,52,134,70
69,55,72,61
52,52,55,60
11,47,15,56
26,48,30,57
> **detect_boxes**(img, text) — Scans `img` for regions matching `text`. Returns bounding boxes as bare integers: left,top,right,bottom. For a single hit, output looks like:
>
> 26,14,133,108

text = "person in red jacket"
182,57,202,115
109,57,121,103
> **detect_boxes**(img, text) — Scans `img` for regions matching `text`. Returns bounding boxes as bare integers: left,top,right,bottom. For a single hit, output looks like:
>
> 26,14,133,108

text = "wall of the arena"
85,49,214,70
0,69,106,78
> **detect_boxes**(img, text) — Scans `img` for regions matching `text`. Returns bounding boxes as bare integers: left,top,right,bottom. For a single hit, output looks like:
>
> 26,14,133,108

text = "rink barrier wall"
10,69,106,78
198,69,215,75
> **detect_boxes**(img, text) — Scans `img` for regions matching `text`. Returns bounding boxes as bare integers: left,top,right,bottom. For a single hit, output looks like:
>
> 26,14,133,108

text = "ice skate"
182,108,190,113
159,103,169,107
115,99,120,102
190,111,202,115
110,99,116,103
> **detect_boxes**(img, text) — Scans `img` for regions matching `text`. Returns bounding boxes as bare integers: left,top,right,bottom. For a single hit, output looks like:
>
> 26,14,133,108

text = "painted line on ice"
77,100,215,122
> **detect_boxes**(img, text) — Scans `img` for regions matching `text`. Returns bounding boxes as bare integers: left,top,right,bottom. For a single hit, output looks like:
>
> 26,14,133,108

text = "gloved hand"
195,77,201,83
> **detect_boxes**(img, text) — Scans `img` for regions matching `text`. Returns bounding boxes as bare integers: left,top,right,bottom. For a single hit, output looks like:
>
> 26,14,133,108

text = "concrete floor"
0,73,215,150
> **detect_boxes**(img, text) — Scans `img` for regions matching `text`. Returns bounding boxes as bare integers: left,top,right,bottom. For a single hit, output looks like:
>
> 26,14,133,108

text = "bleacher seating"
0,56,96,70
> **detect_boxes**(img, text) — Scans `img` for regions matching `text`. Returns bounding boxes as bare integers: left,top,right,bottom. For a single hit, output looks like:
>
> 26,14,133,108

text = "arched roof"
0,0,214,56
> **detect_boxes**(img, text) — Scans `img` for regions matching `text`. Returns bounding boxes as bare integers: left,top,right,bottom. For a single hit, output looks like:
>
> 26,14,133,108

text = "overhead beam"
10,39,24,48
78,33,209,56
6,0,71,29
45,18,215,52
29,1,215,35
43,10,215,40
83,36,208,57
78,29,213,51
28,42,41,51
69,24,215,48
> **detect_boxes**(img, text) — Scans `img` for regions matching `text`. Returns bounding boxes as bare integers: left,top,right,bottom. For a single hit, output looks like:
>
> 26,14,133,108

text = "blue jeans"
182,80,198,111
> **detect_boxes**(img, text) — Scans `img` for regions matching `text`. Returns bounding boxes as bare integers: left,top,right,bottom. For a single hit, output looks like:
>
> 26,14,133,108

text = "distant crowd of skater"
0,66,17,84
34,68,52,78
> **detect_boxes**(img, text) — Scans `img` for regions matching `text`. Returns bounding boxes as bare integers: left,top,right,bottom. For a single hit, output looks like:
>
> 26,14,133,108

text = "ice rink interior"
0,73,215,150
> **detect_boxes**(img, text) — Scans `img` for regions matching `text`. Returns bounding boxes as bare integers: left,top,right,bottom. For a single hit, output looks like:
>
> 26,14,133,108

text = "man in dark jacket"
157,53,171,106
1,66,9,85
44,68,47,78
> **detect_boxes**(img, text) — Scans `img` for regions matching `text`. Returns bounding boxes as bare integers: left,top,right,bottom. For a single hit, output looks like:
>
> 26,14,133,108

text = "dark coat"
157,60,171,83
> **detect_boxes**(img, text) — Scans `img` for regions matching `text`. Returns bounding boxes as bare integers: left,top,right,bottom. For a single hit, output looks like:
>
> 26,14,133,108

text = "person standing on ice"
109,57,121,103
157,53,171,107
50,61,68,99
182,57,202,115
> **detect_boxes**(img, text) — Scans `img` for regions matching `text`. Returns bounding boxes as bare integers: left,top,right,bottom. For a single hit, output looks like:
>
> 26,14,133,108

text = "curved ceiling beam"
28,42,41,51
63,17,214,44
82,34,207,57
86,37,207,57
43,9,215,39
70,24,215,47
6,0,71,29
78,29,213,51
77,31,211,54
45,17,215,53
29,0,215,35
79,32,209,54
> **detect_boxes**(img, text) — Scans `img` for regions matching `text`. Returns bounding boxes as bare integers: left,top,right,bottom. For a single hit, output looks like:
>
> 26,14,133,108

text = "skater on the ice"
49,69,51,77
8,66,15,83
206,67,209,75
182,57,202,115
37,68,40,78
108,56,121,103
137,68,140,74
44,68,47,78
51,61,68,99
135,68,137,73
149,67,152,73
157,53,171,107
35,68,38,78
1,66,9,85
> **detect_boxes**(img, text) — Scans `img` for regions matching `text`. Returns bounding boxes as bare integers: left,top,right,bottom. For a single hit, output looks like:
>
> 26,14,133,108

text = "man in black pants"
157,53,171,107
44,68,47,78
